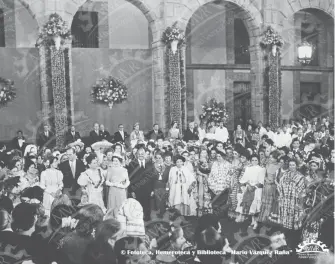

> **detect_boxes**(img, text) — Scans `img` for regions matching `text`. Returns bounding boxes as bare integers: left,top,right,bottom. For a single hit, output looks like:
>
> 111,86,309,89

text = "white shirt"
70,159,76,177
119,130,124,139
267,131,276,142
259,127,267,137
274,132,292,148
215,127,229,143
138,159,145,168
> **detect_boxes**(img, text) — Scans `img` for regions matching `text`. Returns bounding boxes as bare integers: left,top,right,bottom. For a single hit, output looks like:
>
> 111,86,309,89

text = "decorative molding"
281,66,334,72
186,64,251,70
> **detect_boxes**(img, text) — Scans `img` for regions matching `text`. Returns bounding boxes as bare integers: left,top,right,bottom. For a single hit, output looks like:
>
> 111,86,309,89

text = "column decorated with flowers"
162,22,186,130
260,26,283,130
36,13,72,148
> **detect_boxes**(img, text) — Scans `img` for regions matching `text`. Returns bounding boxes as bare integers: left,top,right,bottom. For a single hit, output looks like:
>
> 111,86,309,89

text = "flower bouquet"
91,76,128,109
162,22,185,53
260,26,283,48
36,13,71,49
0,78,16,108
199,98,228,124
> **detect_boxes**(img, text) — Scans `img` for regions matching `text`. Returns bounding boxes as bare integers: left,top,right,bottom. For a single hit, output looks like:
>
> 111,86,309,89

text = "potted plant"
260,26,283,56
162,22,186,54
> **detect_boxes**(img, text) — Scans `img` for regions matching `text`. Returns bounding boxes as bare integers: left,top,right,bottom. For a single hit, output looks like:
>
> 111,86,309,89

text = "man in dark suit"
146,124,164,141
89,123,101,145
100,124,111,141
127,147,154,221
183,122,199,142
11,130,27,153
36,124,55,150
0,143,9,164
59,147,86,198
113,124,129,144
64,125,81,145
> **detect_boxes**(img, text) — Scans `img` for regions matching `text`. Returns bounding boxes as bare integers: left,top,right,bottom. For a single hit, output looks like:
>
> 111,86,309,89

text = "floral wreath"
199,98,228,124
162,22,186,45
260,26,284,48
0,77,16,108
36,13,71,47
91,76,128,109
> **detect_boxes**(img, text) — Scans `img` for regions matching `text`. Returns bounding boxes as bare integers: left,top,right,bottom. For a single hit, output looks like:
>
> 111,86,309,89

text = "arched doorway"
184,0,263,130
70,0,155,136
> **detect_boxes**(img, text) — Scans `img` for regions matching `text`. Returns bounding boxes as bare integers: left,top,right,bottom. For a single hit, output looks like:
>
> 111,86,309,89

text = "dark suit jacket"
127,160,155,197
37,131,55,149
11,137,27,153
113,131,129,144
59,159,86,189
65,131,81,145
89,130,101,145
100,130,111,141
183,128,199,142
146,130,164,141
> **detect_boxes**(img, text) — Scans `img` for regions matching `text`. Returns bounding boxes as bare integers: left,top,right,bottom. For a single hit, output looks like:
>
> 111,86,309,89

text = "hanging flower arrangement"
260,26,283,48
0,77,16,108
91,76,128,109
199,98,228,123
36,13,71,48
162,22,185,45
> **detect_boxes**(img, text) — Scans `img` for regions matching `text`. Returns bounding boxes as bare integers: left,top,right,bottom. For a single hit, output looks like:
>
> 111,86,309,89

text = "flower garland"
168,49,182,127
36,13,71,47
260,26,283,48
91,76,128,109
51,48,68,147
199,98,228,124
162,22,186,45
0,77,15,108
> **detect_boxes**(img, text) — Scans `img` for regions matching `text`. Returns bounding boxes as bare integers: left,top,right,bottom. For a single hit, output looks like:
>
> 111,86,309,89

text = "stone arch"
178,0,263,45
285,0,334,19
64,0,158,39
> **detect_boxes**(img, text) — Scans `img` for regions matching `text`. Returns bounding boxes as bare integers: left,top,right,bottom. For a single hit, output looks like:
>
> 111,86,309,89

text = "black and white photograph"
0,0,334,264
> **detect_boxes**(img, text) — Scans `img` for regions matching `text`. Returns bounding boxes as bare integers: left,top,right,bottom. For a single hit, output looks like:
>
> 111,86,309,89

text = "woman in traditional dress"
130,122,145,148
40,156,63,216
105,154,129,214
258,151,281,224
195,148,212,216
151,151,171,218
167,155,196,216
228,146,247,219
207,151,232,196
233,124,246,146
168,121,182,140
235,154,266,229
277,159,305,231
77,154,106,213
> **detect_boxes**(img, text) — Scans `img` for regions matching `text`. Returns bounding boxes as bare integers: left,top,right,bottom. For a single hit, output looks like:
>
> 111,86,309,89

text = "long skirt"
153,188,167,216
88,189,106,213
258,183,277,223
107,186,127,212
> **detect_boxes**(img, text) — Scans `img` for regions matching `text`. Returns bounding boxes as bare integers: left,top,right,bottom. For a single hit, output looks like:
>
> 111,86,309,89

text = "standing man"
127,147,154,221
146,124,164,141
183,122,199,142
215,121,229,143
64,125,81,145
113,124,129,144
37,124,55,150
89,123,101,145
100,124,111,141
11,130,27,153
59,147,86,198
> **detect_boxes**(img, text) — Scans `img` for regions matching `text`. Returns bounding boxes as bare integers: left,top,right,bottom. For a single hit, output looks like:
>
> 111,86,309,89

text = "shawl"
208,161,232,195
117,198,145,237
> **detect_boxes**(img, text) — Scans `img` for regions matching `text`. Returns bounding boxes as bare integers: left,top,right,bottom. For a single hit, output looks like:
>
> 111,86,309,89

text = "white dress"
77,168,106,213
40,168,64,216
236,165,265,215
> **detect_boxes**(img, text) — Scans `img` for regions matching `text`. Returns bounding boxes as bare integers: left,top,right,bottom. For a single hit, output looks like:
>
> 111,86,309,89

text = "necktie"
71,161,75,177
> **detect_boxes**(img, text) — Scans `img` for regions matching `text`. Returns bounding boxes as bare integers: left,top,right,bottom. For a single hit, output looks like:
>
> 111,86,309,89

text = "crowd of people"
0,116,334,264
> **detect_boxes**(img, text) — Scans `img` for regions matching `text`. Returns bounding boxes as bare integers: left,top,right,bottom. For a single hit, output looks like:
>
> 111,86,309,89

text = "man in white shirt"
215,121,229,143
266,125,276,142
258,122,267,137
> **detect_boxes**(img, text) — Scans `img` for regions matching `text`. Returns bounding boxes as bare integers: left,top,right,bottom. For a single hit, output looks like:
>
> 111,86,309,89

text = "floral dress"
228,159,244,218
195,160,212,216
